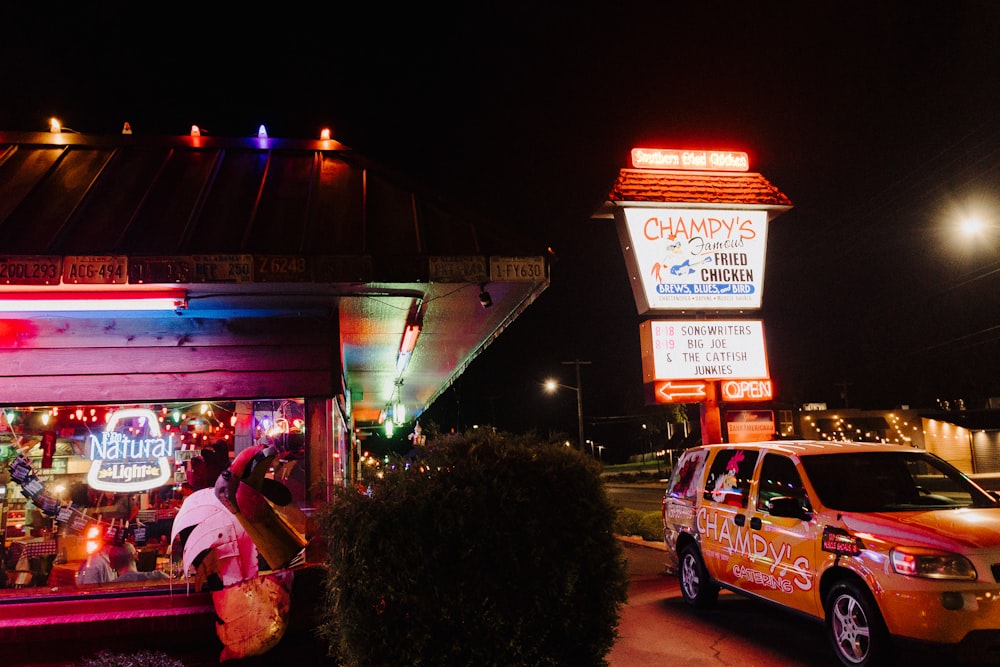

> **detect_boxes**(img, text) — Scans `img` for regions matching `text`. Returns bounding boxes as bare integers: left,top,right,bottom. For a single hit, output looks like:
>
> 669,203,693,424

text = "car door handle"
734,514,746,526
750,517,762,530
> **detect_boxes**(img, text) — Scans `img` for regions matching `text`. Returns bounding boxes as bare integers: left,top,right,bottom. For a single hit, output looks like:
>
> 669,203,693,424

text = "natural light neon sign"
87,407,175,492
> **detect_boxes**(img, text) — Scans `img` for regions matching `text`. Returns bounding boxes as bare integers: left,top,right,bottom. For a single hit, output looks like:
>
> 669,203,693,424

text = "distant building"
797,407,1000,475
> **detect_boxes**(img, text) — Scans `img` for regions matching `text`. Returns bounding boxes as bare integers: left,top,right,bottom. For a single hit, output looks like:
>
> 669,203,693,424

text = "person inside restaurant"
76,543,115,585
112,543,168,583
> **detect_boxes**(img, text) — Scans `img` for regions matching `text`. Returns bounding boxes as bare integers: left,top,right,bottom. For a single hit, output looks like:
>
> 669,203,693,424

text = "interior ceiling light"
396,320,422,374
0,290,188,312
478,283,493,309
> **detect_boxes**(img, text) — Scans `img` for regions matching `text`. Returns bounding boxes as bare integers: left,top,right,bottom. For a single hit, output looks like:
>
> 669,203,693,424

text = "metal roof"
0,130,551,430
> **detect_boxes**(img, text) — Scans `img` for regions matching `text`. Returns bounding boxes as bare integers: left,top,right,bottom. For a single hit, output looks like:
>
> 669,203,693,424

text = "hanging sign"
86,407,175,492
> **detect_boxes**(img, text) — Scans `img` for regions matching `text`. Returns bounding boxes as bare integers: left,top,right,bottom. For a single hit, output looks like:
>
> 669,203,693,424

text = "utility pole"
561,360,591,451
836,379,854,408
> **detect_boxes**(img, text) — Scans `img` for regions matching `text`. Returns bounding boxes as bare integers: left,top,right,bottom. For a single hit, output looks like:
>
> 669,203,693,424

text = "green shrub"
613,507,644,536
317,430,629,667
614,508,663,542
637,511,665,542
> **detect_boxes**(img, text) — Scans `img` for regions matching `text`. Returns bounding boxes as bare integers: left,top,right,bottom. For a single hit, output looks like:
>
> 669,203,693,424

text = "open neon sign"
87,407,175,492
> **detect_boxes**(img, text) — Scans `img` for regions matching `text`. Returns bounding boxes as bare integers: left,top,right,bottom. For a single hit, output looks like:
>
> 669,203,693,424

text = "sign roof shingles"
609,169,792,207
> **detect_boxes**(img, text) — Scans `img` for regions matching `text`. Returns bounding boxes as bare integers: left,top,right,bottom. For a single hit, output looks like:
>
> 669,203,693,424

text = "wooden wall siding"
0,315,341,404
0,316,333,349
0,344,330,375
0,370,337,405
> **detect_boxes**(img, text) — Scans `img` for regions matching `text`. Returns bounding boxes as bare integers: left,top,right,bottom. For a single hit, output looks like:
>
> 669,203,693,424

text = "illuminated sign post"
605,147,791,444
87,407,175,492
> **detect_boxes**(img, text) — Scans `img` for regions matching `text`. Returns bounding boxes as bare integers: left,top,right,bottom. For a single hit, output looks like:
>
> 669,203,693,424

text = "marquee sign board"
618,207,768,312
640,319,769,381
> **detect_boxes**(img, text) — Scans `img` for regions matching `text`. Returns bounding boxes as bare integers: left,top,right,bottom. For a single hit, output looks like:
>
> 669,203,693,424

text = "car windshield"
800,451,998,512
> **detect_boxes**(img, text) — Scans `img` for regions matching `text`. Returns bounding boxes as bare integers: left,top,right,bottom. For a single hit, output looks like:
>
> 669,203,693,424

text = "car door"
741,452,820,615
697,447,759,587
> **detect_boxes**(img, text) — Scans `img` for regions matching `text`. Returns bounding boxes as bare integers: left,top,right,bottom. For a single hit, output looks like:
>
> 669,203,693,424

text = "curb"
616,534,667,551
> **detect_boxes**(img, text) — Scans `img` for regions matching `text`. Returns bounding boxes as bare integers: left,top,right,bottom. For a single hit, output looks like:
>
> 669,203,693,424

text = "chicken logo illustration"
650,236,712,283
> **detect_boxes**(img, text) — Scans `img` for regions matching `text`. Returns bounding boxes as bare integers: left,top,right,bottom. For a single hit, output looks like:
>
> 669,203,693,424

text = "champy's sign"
87,407,175,492
621,207,768,311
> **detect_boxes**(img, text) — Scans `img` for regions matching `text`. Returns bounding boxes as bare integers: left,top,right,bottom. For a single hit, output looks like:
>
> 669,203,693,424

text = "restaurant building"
0,127,549,658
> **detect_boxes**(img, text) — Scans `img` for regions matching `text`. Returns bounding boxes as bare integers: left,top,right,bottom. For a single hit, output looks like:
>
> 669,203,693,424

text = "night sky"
5,2,1000,459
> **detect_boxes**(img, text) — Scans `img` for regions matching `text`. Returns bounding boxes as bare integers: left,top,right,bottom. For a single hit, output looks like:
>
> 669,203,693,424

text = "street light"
544,359,590,451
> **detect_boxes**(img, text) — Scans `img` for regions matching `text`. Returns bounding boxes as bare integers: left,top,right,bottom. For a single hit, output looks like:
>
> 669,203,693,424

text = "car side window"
757,453,810,515
703,448,759,508
667,448,709,500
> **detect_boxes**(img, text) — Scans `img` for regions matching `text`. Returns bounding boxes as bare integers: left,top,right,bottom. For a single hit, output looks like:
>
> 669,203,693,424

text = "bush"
317,430,629,667
613,508,663,542
637,511,665,542
613,507,645,537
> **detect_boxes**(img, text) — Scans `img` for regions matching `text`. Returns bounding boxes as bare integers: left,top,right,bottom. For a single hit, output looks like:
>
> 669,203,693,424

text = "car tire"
825,579,892,666
678,543,718,608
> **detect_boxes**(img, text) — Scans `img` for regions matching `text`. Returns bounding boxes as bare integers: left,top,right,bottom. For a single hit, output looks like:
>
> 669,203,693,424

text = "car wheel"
825,580,891,666
678,543,718,608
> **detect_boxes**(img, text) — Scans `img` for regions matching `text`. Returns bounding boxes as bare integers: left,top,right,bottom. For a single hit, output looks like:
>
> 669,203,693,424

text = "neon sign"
630,148,749,172
721,379,774,401
87,407,175,492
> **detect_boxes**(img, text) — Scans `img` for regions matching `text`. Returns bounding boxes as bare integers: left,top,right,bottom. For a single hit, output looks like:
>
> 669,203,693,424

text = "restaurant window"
1,398,305,598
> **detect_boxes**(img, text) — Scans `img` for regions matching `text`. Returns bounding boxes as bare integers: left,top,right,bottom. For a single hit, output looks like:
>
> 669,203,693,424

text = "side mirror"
768,496,812,521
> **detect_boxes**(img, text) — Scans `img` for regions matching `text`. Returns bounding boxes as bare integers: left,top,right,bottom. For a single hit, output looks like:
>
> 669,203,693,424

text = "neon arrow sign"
654,381,707,403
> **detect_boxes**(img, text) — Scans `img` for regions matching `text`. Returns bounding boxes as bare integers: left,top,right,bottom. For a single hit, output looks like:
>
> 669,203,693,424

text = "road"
604,482,666,512
609,538,839,667
611,538,975,667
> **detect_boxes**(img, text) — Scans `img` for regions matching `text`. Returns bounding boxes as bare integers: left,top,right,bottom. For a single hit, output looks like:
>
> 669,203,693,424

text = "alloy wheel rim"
832,593,870,664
